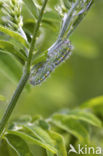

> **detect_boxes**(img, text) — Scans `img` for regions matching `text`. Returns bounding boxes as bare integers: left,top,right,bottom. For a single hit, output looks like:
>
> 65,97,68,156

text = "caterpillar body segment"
30,39,72,86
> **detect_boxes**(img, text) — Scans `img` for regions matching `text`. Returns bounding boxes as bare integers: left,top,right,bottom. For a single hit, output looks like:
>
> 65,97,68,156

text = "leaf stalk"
0,0,48,137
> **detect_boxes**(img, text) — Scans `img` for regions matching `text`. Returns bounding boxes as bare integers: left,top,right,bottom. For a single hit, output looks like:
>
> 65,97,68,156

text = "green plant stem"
0,70,29,136
27,0,48,69
0,0,48,137
58,0,79,39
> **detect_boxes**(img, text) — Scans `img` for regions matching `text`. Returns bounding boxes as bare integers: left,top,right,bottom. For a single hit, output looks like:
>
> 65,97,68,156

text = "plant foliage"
0,107,102,156
0,0,103,156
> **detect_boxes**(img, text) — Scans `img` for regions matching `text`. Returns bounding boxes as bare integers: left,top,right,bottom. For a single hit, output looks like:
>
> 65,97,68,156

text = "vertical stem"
27,0,48,69
0,71,29,136
0,0,48,137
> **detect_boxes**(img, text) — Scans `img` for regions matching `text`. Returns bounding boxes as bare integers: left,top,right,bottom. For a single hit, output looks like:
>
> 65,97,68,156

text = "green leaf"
0,139,10,156
0,40,27,62
46,151,54,156
51,114,89,142
60,109,102,128
46,131,67,156
42,11,61,31
23,125,57,153
8,121,67,156
23,0,39,19
0,25,29,48
49,131,67,156
0,50,25,65
32,49,48,64
43,11,61,23
7,130,57,154
9,115,32,130
66,109,102,128
41,22,58,32
0,54,22,83
80,96,103,108
9,38,28,57
5,133,33,156
32,53,47,66
8,117,67,156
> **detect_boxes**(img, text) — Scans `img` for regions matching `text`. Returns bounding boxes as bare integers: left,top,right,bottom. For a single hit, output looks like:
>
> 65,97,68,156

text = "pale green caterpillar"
30,40,72,86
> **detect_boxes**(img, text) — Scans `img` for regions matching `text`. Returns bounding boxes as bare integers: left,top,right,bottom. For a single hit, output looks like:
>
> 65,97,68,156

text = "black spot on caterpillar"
30,39,72,86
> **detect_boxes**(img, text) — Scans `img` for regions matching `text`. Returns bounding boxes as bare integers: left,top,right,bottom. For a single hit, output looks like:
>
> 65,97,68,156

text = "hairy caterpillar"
30,40,72,86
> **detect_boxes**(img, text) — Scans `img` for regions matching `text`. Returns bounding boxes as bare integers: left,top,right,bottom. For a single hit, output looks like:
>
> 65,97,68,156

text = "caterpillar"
48,40,72,66
30,39,72,86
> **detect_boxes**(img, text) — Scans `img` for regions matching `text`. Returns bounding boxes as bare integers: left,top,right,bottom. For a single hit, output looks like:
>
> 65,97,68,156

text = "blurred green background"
0,0,103,117
0,0,103,119
0,0,103,155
